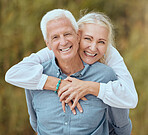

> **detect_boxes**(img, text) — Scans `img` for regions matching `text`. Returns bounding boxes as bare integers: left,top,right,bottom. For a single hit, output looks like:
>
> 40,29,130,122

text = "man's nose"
60,36,67,46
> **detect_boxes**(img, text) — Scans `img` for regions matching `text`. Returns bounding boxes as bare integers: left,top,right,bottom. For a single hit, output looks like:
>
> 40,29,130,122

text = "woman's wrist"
87,81,100,97
43,76,58,90
59,80,70,90
43,76,70,91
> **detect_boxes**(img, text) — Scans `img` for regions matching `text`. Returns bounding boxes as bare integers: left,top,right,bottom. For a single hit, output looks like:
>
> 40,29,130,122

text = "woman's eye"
98,41,105,44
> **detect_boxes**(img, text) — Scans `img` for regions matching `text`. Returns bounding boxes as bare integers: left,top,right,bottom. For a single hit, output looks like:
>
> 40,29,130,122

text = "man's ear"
45,40,52,50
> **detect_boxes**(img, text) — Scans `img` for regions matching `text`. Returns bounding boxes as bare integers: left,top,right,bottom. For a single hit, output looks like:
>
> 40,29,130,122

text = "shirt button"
79,74,82,77
65,122,68,125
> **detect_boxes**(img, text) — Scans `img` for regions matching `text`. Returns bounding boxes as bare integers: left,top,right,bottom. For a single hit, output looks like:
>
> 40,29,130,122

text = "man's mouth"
84,51,97,57
60,46,72,52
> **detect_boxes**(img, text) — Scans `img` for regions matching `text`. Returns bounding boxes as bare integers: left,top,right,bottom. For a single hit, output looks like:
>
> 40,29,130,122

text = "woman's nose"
90,43,97,51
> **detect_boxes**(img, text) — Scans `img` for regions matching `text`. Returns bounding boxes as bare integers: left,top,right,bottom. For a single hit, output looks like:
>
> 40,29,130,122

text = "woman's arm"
5,45,138,108
58,46,138,109
98,45,138,108
5,47,52,90
5,47,83,114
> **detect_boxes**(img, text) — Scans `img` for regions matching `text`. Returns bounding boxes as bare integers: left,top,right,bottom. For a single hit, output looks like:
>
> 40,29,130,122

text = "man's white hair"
40,9,78,41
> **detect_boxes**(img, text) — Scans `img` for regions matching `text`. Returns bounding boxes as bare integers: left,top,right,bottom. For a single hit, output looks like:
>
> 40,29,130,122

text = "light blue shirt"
25,58,131,135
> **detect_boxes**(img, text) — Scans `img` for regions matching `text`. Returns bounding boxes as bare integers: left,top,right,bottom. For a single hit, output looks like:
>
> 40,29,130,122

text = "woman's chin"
83,59,95,65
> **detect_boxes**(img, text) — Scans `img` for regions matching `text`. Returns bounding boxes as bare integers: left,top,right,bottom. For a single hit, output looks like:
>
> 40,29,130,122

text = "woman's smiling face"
79,23,109,64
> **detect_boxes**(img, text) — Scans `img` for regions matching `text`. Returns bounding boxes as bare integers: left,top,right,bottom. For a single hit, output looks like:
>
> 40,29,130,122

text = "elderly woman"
6,9,134,135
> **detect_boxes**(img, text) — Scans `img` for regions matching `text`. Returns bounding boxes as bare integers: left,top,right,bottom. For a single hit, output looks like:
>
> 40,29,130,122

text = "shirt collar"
51,56,91,77
51,56,62,76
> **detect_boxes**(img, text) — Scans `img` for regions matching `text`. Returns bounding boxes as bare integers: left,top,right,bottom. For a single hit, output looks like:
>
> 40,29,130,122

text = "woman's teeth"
85,51,97,56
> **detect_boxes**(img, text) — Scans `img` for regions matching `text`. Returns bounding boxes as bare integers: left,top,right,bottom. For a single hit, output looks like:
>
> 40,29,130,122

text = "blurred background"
0,0,148,134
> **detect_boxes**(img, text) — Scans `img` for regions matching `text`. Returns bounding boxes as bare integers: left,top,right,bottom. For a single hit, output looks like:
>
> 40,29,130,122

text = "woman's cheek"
99,46,107,54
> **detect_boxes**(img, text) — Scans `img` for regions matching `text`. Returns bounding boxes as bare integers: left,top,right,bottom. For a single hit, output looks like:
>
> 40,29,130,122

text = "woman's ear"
45,40,52,50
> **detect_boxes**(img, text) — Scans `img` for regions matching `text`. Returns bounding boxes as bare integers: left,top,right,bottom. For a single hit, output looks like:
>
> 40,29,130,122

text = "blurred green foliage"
0,0,148,134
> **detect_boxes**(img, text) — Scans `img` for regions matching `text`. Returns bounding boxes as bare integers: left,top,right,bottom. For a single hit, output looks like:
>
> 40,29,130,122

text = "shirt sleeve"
98,45,138,108
108,106,132,135
5,47,53,90
25,89,37,132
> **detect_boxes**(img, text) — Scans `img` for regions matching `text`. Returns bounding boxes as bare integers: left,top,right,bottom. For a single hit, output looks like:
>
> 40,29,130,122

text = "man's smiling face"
46,17,80,62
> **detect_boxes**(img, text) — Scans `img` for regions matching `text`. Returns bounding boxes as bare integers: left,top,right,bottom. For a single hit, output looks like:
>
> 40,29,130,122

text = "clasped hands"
58,76,89,115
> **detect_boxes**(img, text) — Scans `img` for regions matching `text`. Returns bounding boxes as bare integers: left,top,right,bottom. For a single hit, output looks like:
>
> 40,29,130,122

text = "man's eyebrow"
64,31,71,34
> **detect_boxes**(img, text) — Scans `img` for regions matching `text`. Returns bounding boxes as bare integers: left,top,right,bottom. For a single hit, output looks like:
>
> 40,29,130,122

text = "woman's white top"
5,46,138,108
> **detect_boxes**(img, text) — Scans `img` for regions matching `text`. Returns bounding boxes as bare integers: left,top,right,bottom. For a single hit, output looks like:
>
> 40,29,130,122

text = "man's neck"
57,55,84,76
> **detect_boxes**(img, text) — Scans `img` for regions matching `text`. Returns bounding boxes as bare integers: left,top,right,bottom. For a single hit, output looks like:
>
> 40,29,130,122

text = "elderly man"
12,9,131,135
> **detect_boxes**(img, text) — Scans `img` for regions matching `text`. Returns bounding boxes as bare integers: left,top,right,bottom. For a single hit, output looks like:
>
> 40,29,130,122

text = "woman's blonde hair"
77,12,115,64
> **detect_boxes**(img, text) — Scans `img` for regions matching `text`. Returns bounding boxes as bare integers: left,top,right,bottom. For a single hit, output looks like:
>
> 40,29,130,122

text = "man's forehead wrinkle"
48,26,73,36
46,20,76,39
46,17,76,33
47,17,69,27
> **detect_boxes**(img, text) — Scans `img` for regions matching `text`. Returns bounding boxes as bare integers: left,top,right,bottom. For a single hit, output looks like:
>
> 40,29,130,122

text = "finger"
62,100,66,113
64,76,73,81
76,102,83,113
71,97,87,110
68,101,76,115
58,87,68,97
71,97,79,110
81,97,87,101
58,84,71,97
65,94,75,103
60,90,72,102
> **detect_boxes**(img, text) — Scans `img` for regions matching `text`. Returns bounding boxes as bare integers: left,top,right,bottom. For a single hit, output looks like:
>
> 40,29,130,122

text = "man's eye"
98,41,105,44
84,37,91,41
53,36,58,39
64,33,71,36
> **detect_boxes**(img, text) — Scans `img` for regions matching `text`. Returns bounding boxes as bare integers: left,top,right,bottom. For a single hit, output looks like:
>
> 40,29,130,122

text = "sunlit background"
0,0,148,134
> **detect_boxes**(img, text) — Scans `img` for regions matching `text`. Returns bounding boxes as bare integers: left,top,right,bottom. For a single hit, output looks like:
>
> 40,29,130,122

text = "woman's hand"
58,77,100,110
62,98,84,115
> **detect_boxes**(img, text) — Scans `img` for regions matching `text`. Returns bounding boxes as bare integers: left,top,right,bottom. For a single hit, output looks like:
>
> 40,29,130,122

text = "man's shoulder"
86,62,117,83
90,62,113,72
41,59,58,77
41,60,53,70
